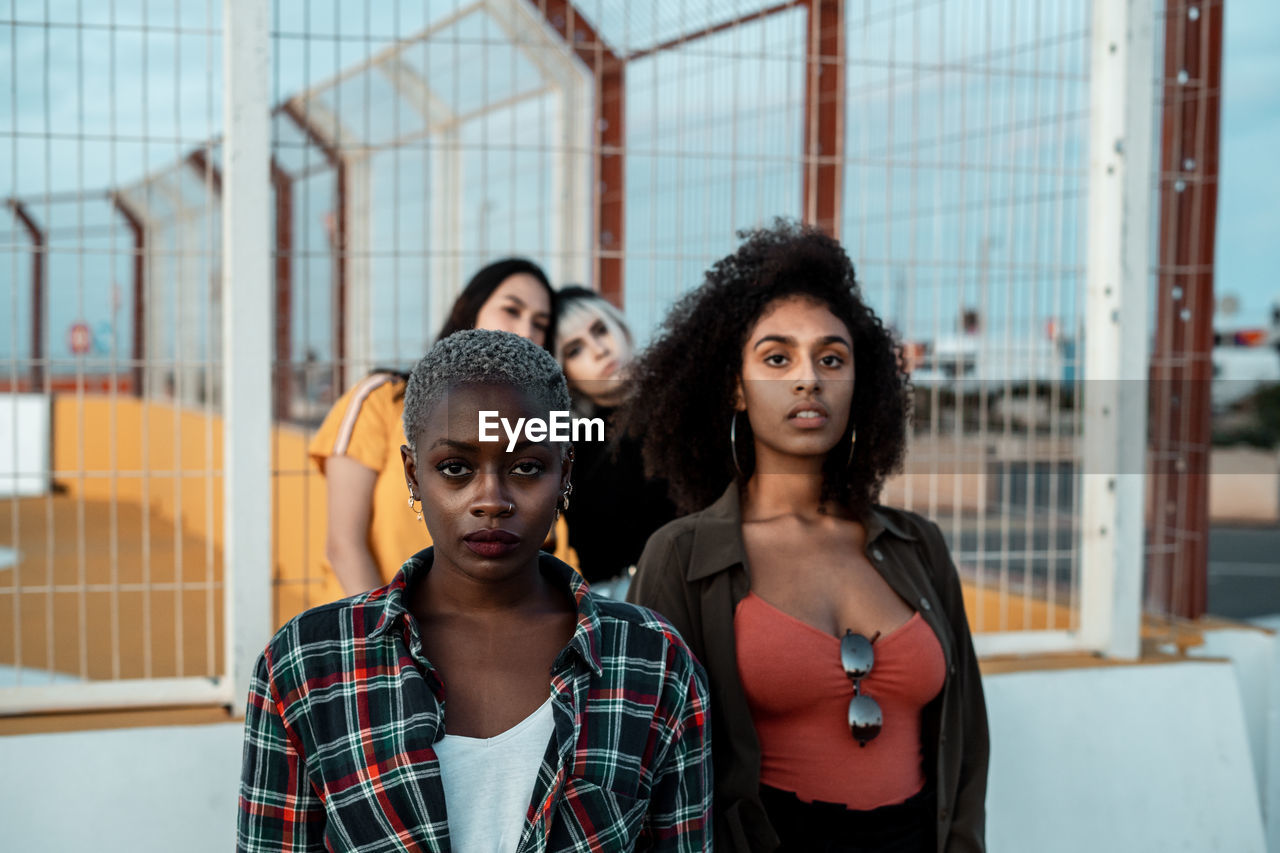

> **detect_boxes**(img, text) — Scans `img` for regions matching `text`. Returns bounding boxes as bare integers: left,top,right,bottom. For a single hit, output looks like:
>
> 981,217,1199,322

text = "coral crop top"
735,591,946,809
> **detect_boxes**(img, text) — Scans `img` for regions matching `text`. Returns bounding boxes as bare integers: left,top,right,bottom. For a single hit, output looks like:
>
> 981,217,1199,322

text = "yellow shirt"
309,373,577,591
309,374,430,587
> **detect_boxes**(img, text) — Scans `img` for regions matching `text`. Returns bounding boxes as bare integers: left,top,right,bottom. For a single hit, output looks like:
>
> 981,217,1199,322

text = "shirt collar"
368,547,604,678
367,548,429,640
685,482,918,582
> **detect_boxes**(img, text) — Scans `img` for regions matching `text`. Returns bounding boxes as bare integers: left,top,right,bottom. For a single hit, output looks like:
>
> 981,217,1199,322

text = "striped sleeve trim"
331,373,394,456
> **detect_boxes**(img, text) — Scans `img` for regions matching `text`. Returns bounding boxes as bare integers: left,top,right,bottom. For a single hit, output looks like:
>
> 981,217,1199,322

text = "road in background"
946,516,1280,622
1207,525,1280,619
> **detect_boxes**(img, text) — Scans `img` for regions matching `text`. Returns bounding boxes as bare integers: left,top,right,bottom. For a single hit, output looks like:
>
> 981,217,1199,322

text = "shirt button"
939,808,949,821
919,597,932,611
949,664,957,676
871,548,884,561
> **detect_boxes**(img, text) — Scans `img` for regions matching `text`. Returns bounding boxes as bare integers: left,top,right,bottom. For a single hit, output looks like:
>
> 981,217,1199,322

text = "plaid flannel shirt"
238,549,712,852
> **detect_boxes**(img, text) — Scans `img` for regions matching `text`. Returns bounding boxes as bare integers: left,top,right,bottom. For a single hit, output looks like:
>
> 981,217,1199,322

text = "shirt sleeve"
641,632,714,852
238,648,327,853
627,531,704,664
926,519,989,853
308,374,398,475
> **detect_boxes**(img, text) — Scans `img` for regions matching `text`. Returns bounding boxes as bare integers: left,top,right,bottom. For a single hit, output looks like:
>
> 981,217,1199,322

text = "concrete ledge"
986,660,1268,853
0,722,243,853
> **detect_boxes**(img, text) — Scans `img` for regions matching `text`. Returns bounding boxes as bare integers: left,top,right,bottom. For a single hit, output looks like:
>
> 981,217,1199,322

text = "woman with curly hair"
624,220,988,852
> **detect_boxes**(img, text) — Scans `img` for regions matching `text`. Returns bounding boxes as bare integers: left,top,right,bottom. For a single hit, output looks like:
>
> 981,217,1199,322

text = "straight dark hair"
436,257,557,354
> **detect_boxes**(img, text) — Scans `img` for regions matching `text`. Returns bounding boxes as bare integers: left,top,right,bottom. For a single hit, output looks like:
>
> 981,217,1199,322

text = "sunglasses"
840,629,883,747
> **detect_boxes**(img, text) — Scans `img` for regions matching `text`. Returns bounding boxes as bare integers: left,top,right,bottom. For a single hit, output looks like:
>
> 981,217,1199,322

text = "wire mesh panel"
836,1,1096,642
1,0,227,710
268,0,595,621
621,6,809,341
1,0,1216,696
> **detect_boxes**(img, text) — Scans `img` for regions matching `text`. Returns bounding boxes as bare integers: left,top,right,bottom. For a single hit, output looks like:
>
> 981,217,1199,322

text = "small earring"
558,483,572,512
408,494,422,522
729,412,744,478
847,429,858,467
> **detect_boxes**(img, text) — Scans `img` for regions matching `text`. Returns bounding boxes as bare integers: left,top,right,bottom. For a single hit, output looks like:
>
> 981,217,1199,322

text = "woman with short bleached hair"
554,286,677,594
240,329,712,853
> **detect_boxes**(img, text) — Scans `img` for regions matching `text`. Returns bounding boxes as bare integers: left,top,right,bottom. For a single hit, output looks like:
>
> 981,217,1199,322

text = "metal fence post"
223,0,273,712
1079,0,1156,659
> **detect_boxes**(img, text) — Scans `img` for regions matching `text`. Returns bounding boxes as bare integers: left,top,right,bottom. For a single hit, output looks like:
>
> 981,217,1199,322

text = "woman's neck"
413,556,562,619
743,443,850,521
585,384,627,410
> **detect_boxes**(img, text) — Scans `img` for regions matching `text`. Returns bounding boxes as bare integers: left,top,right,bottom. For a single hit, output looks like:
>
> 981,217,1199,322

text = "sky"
1216,0,1280,326
1,0,1277,373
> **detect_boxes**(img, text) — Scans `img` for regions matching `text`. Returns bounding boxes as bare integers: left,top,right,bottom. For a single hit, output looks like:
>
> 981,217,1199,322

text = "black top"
565,407,678,583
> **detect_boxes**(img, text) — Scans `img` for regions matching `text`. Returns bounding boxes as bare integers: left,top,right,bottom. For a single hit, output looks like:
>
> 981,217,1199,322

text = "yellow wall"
48,395,1065,636
51,395,340,629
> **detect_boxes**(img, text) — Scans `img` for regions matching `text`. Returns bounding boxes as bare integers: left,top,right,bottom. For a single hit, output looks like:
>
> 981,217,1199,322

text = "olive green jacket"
628,484,988,853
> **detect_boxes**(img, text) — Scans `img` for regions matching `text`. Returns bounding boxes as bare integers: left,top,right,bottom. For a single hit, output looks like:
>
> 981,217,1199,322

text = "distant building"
1212,303,1280,411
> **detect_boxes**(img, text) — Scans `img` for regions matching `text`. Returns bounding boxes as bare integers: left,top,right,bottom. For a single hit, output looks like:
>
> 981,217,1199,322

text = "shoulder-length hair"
554,285,635,417
436,257,557,354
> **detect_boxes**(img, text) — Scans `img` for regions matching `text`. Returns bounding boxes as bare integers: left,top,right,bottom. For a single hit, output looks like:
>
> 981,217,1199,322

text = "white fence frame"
971,0,1155,661
0,1,1158,716
0,0,273,717
220,0,274,714
1075,0,1156,660
0,0,597,717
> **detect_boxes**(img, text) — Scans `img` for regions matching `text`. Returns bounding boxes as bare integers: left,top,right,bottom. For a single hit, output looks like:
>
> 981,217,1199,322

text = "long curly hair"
620,219,910,517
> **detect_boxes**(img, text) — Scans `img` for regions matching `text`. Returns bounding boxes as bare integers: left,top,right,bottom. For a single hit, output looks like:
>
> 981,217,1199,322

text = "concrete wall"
0,722,243,853
2,647,1275,852
985,660,1269,853
1195,617,1280,853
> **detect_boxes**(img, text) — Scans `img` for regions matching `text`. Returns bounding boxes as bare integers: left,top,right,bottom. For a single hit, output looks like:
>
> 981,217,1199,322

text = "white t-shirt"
434,697,556,852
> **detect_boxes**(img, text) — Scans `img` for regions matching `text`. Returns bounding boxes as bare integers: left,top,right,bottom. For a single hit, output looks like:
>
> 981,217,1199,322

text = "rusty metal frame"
187,148,294,421
186,149,222,196
270,162,294,422
109,192,146,397
526,0,626,305
802,0,845,237
528,0,846,302
280,100,347,390
1146,0,1223,619
625,1,805,61
7,200,45,391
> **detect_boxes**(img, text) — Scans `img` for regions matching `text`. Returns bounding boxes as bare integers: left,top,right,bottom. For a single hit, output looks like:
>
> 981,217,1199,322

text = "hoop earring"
407,494,422,522
730,412,744,478
847,429,857,467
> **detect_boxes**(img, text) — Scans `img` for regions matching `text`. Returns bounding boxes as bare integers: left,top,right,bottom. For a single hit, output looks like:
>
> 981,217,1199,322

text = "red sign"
68,322,91,355
1232,329,1267,347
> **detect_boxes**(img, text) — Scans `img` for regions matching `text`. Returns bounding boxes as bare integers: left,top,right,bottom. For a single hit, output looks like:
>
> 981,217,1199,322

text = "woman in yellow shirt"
309,258,558,595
